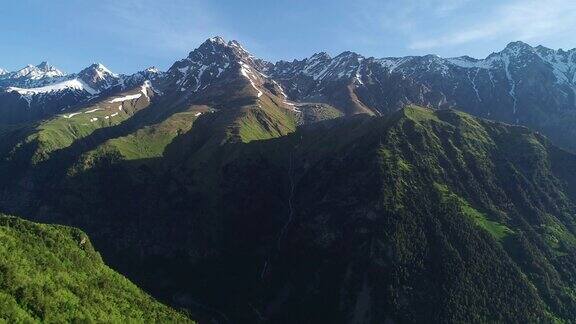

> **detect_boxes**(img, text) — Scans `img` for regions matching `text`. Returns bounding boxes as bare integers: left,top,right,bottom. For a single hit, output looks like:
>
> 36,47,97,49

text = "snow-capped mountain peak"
191,37,259,63
533,46,576,85
167,36,270,97
84,63,116,78
228,40,247,51
207,36,226,45
270,49,365,82
310,52,331,62
36,61,53,70
95,63,115,75
0,68,7,76
145,66,160,74
77,63,118,92
120,66,164,89
504,41,534,52
11,62,65,80
3,38,576,135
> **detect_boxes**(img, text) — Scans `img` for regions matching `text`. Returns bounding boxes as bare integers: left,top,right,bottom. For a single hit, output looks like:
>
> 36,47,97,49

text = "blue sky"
1,0,576,74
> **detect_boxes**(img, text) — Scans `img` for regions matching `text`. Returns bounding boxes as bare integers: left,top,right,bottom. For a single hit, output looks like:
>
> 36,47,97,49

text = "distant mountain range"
3,37,576,322
0,61,161,124
2,37,576,149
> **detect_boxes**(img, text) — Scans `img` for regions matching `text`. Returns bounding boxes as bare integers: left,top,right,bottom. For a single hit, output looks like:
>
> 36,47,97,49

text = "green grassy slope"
70,107,203,173
157,105,576,322
2,85,154,165
221,94,297,144
101,109,198,160
162,98,297,168
5,103,576,322
435,182,515,241
0,214,192,322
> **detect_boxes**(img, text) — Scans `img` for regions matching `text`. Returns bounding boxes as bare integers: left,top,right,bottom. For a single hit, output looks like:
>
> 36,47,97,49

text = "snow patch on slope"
467,69,482,102
501,54,518,114
536,50,576,85
7,79,97,96
109,93,142,103
109,81,152,103
240,62,263,97
378,57,410,73
446,57,496,69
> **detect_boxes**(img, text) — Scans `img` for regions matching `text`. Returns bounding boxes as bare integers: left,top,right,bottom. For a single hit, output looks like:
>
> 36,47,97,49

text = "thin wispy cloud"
432,0,471,17
409,0,576,50
94,0,230,55
1,0,574,73
343,0,477,55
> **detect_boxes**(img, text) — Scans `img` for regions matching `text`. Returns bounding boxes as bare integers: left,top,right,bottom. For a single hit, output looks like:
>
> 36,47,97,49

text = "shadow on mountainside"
5,108,576,322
